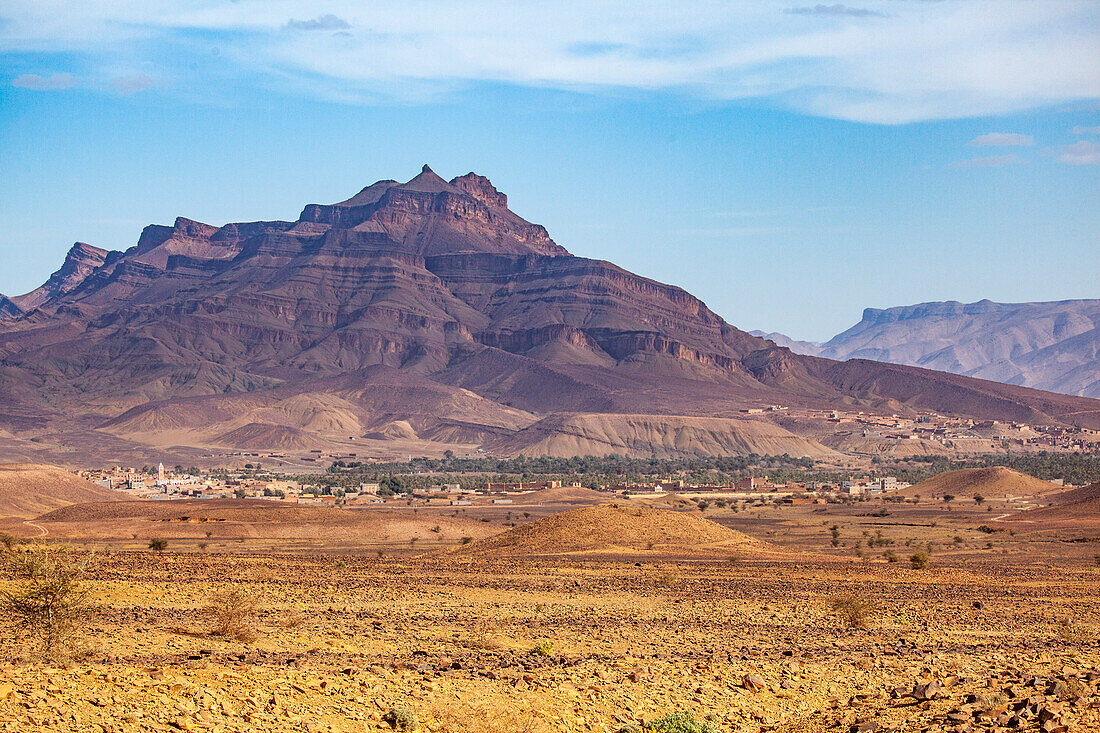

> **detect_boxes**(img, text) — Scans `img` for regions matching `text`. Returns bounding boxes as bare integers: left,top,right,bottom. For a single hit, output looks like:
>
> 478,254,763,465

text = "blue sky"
1,1,1098,340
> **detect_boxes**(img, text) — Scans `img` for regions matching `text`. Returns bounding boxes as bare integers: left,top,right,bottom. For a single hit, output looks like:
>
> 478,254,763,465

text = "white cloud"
952,154,1023,168
0,1,1098,123
284,14,349,31
1070,125,1100,135
1058,140,1100,165
968,132,1033,147
11,72,78,90
786,5,887,18
110,73,156,94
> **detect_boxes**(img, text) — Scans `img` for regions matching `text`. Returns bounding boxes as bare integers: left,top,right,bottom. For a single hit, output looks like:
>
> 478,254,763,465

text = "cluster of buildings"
783,408,1100,454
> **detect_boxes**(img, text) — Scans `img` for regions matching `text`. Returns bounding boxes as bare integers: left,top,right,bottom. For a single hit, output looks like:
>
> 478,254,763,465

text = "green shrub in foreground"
619,711,718,733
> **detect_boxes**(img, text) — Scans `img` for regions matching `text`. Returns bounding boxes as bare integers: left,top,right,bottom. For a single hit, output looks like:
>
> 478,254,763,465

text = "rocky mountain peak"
8,241,108,312
450,172,508,208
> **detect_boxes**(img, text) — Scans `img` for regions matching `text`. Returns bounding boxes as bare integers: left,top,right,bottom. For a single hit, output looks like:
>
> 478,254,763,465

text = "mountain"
749,330,821,355
0,295,22,319
1,167,1098,464
9,242,109,313
762,300,1100,398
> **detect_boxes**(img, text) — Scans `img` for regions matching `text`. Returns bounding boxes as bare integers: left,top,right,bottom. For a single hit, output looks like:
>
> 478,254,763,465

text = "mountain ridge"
755,299,1100,398
2,168,1098,463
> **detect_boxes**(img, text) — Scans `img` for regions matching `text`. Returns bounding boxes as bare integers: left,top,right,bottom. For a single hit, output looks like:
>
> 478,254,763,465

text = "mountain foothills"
1,166,1098,465
754,299,1100,399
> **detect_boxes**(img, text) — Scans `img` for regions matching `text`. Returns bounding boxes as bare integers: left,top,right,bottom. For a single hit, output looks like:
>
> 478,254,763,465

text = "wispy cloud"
682,226,795,237
0,1,1097,124
952,154,1023,168
11,72,78,90
786,5,887,18
968,132,1033,147
1058,140,1100,165
285,14,350,31
110,73,156,94
1070,125,1100,135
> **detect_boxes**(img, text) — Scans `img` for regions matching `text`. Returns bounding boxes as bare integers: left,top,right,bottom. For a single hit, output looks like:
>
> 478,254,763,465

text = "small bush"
529,639,553,656
1,544,92,659
459,536,473,545
619,711,718,733
206,588,258,642
148,538,168,552
827,592,878,628
383,706,418,731
883,550,899,563
910,550,930,569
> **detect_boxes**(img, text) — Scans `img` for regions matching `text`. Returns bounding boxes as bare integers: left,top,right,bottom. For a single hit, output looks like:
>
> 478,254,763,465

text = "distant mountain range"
1,166,1097,464
752,299,1100,398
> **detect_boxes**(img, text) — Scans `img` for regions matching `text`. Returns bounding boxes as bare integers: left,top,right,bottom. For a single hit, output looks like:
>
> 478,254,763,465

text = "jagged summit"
297,167,568,257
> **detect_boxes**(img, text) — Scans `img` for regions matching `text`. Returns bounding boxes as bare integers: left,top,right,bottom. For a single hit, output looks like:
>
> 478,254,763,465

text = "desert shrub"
148,538,168,552
206,588,258,642
383,706,418,731
529,639,553,656
827,592,878,628
1056,619,1097,644
619,711,718,733
910,550,930,569
282,609,307,629
0,533,18,551
883,550,899,563
459,536,473,545
1,544,92,659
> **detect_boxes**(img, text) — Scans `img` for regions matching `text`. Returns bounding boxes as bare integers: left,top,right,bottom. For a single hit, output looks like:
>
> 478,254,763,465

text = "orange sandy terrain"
1,470,1098,732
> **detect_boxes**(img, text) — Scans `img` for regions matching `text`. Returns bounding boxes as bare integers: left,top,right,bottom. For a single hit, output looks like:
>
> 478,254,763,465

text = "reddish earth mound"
0,463,121,518
1048,481,1100,506
457,503,772,558
510,486,609,505
1005,482,1100,525
905,467,1060,500
33,499,498,544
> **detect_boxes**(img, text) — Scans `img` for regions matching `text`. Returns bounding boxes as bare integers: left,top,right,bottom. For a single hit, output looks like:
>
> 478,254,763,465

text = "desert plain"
1,467,1098,733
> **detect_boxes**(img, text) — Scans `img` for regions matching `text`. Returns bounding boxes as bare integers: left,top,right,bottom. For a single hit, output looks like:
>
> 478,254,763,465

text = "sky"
1,1,1098,341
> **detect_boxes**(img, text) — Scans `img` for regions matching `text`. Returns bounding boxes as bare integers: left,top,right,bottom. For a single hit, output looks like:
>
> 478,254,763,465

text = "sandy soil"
0,492,1097,733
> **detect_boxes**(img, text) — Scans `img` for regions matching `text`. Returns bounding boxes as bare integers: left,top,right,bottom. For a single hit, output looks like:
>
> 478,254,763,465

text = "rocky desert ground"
2,469,1099,733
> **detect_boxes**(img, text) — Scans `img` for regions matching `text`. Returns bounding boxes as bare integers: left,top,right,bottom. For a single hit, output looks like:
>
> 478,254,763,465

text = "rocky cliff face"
1,169,1097,462
10,242,108,312
0,295,21,320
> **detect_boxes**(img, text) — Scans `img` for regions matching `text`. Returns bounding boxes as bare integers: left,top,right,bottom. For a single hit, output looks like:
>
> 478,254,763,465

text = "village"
79,461,923,510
